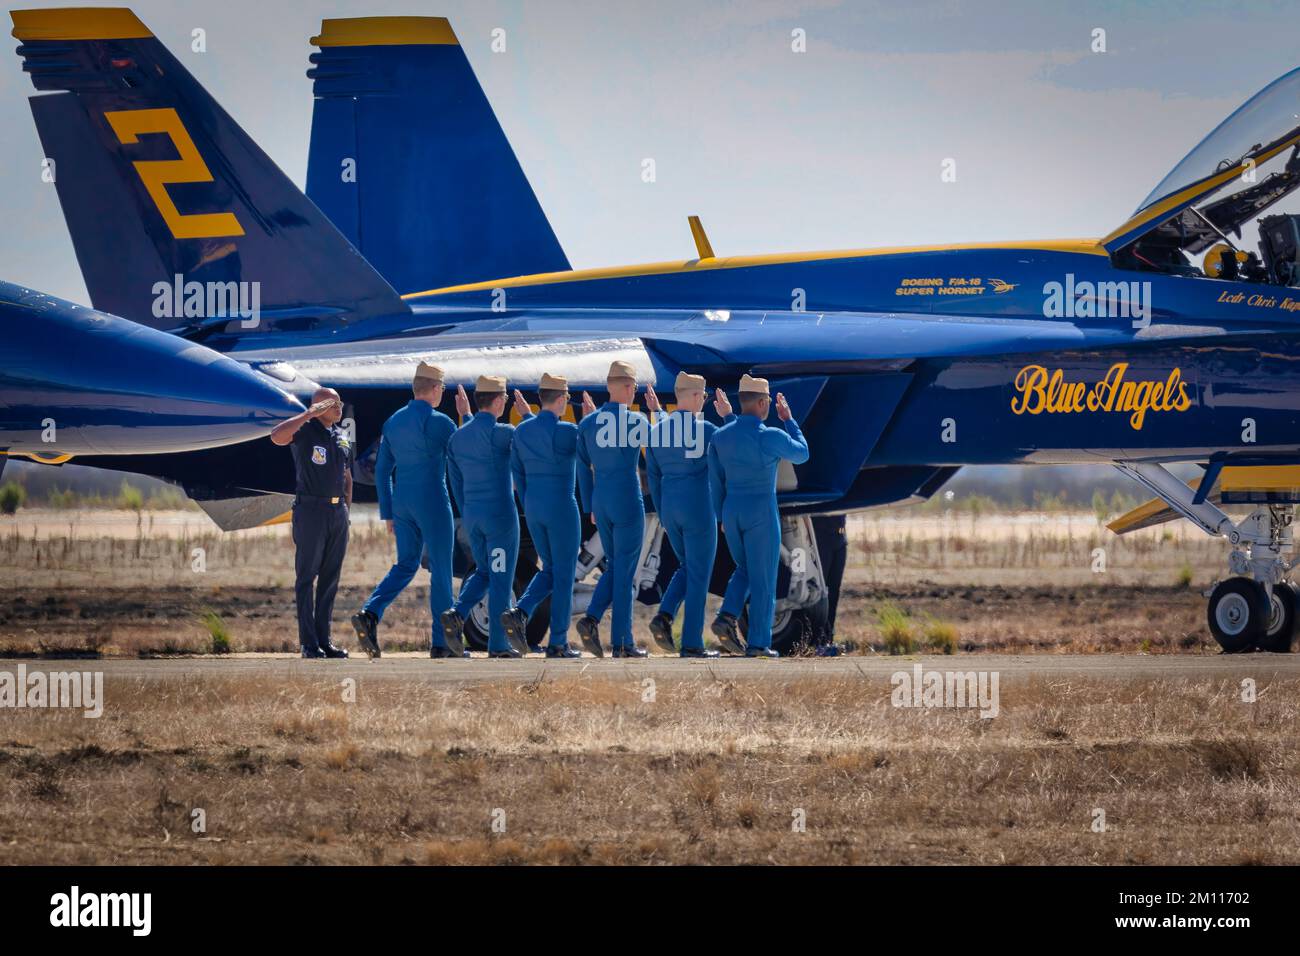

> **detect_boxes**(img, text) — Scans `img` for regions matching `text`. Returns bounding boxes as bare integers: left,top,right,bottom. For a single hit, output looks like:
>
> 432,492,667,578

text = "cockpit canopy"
1137,67,1300,216
1106,67,1300,285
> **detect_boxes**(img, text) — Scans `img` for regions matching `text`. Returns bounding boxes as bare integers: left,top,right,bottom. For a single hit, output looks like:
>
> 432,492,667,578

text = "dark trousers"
293,499,349,651
812,515,847,642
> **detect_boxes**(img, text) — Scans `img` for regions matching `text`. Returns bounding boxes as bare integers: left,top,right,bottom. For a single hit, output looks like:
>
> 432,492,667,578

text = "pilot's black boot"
711,613,745,655
440,609,466,657
351,610,380,658
575,615,604,658
319,643,349,659
648,611,676,653
499,607,530,655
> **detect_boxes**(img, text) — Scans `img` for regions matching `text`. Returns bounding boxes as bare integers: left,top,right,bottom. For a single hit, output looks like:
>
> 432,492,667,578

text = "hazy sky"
4,0,1300,303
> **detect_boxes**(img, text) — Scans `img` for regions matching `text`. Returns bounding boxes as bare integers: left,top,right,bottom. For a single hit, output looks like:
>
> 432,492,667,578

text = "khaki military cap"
606,360,637,380
414,361,444,383
539,372,569,390
475,374,507,394
674,371,706,393
738,373,770,395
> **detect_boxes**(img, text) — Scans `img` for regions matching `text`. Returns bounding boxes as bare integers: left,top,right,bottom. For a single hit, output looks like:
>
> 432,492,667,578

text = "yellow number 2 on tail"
103,107,244,240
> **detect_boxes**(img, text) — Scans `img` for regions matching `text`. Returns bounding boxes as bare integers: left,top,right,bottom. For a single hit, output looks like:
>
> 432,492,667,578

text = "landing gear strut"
1116,462,1298,653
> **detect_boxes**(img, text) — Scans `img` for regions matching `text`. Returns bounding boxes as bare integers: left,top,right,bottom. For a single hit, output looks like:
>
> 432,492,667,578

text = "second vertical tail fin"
306,16,570,296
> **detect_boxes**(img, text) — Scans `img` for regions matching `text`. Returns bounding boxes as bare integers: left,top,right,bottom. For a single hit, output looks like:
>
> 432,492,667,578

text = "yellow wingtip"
311,16,457,48
11,7,151,41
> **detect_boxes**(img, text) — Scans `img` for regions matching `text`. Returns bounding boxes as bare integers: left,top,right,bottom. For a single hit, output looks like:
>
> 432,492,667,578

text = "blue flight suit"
363,398,458,649
447,409,526,653
709,414,810,649
577,402,649,649
512,408,582,648
289,420,352,652
646,410,731,651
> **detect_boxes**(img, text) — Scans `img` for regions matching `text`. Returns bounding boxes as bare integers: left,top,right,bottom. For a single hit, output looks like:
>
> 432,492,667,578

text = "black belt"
296,493,345,505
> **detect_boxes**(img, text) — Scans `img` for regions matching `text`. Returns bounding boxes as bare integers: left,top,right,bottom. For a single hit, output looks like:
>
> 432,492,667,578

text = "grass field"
1,506,1291,865
0,670,1293,865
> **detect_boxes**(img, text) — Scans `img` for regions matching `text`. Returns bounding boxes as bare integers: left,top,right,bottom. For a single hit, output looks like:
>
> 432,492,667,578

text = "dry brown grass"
0,671,1296,865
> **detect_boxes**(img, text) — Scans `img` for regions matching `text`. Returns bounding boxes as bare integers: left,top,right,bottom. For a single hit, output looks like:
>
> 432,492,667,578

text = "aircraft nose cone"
159,344,306,448
1,285,306,456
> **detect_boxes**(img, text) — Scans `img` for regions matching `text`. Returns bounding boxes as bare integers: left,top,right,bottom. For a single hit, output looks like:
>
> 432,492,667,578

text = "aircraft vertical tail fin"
306,16,569,295
11,6,406,331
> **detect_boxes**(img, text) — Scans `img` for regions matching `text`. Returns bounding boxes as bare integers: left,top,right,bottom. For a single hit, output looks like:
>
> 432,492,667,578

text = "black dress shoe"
745,647,780,659
575,615,603,658
440,609,466,656
489,647,523,659
711,613,745,655
499,607,530,655
320,643,349,659
612,644,648,658
430,646,471,659
545,644,582,659
350,610,380,658
680,647,721,659
648,611,676,652
300,646,325,659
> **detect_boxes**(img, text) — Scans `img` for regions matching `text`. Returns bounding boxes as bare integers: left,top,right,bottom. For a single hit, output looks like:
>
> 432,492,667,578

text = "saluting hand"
308,398,339,419
513,388,531,419
581,390,596,416
455,383,471,419
644,383,661,414
775,392,793,422
713,389,732,418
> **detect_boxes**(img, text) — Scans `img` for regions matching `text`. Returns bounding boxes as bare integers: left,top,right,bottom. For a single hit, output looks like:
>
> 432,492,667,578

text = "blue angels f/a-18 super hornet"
13,7,1300,653
0,281,304,482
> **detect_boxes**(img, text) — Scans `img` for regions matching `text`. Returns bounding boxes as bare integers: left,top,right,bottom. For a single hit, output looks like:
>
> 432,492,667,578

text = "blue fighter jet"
0,280,303,483
12,7,1300,653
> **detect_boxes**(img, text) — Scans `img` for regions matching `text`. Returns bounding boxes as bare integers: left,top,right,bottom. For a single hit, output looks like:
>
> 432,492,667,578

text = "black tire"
1206,577,1270,653
1257,581,1299,653
739,595,830,656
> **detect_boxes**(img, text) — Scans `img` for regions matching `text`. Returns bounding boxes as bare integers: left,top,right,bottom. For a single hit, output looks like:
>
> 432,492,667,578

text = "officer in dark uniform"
350,362,464,658
271,387,352,659
708,374,809,658
645,371,733,658
441,375,533,658
501,372,584,658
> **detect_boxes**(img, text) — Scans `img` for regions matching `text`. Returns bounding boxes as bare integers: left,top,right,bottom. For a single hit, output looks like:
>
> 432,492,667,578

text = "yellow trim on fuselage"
403,238,1106,299
311,16,457,47
1103,133,1300,247
10,7,151,41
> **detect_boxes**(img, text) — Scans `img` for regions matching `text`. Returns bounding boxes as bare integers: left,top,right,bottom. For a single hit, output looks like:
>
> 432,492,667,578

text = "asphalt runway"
5,654,1298,683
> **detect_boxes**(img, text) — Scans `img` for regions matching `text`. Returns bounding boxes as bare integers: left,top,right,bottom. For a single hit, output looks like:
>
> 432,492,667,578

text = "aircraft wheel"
1206,577,1270,653
1257,581,1299,653
739,595,829,656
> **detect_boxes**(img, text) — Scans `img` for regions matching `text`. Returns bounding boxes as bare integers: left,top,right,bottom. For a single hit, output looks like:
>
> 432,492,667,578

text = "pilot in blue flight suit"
573,360,660,657
500,372,584,659
351,362,465,658
709,374,810,658
440,376,533,658
645,371,734,658
271,387,352,659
